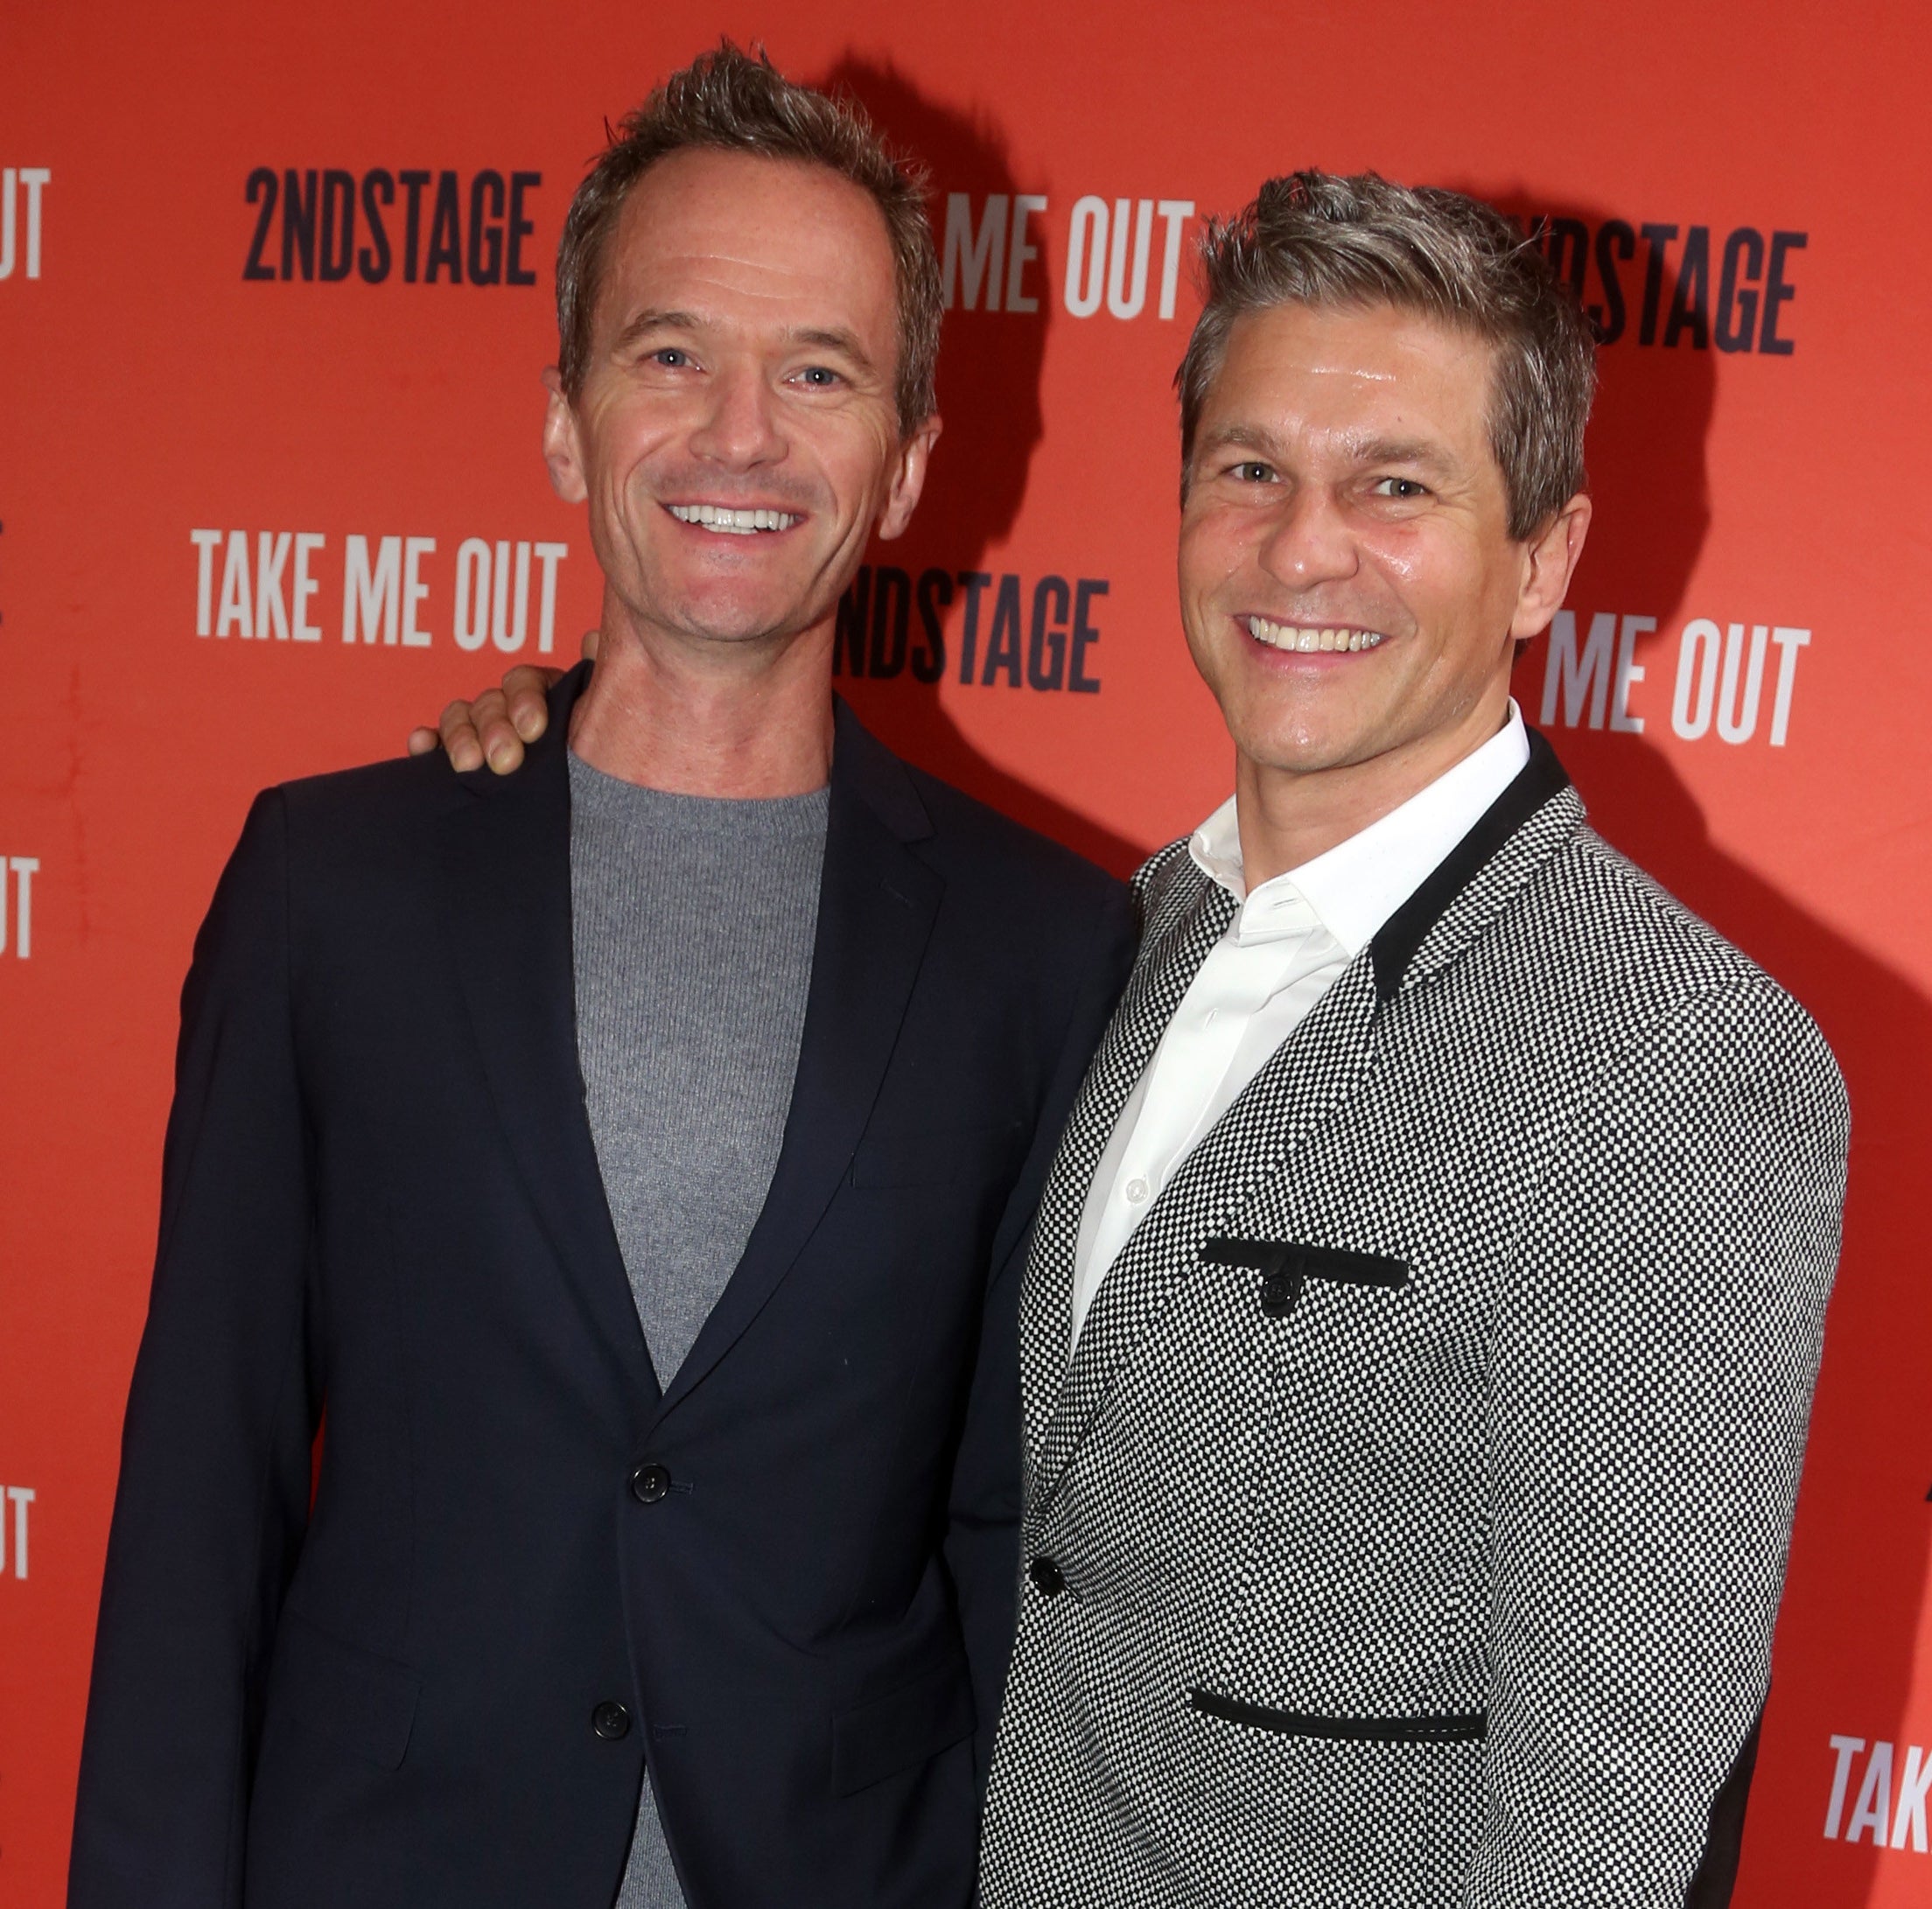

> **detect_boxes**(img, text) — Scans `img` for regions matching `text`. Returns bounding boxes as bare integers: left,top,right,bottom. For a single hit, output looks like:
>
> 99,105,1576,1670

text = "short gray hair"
1177,170,1598,539
556,42,942,436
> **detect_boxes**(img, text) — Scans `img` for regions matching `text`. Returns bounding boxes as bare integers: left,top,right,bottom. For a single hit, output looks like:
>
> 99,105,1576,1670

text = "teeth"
1244,616,1385,654
668,503,800,534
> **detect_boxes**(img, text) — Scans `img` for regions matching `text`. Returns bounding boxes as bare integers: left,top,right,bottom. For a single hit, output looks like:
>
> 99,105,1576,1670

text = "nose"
1255,484,1360,593
688,361,786,472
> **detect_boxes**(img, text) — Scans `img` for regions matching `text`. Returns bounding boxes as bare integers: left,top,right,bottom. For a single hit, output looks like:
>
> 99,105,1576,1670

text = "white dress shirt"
1069,704,1532,1350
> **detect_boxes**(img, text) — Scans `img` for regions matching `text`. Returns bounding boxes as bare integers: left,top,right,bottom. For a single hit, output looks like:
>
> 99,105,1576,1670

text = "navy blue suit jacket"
69,669,1135,1908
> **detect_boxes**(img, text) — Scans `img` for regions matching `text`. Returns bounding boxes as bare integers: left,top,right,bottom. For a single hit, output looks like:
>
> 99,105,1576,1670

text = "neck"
568,599,836,797
1235,691,1511,888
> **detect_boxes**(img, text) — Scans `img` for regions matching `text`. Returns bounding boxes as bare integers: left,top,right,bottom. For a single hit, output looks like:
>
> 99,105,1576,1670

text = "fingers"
581,626,601,661
406,726,441,757
437,696,491,773
502,667,558,752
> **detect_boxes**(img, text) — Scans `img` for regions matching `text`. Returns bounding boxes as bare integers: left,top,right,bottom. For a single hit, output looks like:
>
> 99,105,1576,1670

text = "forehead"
596,148,899,344
1201,300,1495,452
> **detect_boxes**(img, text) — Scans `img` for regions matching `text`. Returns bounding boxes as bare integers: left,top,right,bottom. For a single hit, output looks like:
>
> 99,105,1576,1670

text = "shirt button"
629,1463,672,1505
592,1701,632,1740
1124,1177,1150,1205
1028,1557,1066,1598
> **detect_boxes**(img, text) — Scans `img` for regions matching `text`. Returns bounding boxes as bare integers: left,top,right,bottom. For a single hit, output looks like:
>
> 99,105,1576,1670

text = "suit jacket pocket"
266,1610,422,1771
831,1649,976,1795
1189,1688,1485,1744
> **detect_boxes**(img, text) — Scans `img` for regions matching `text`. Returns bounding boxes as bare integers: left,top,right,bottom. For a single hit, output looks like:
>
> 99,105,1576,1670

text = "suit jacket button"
1260,1271,1301,1318
630,1463,672,1505
592,1701,632,1740
1028,1556,1065,1598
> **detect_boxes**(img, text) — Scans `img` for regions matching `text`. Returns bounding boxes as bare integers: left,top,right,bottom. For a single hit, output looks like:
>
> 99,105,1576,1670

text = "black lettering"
318,169,355,283
870,565,910,677
1760,231,1804,356
242,166,278,282
834,569,871,676
913,569,951,683
507,171,541,286
1637,221,1677,346
398,170,430,283
467,170,505,285
1027,576,1069,690
1591,220,1634,344
956,571,991,683
1714,227,1763,353
982,575,1023,688
1663,224,1711,348
282,167,318,282
358,170,394,283
1071,581,1106,695
1544,217,1588,298
425,171,464,283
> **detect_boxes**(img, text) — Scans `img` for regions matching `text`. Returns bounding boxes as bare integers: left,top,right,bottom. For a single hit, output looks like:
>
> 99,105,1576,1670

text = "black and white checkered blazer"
980,731,1849,1908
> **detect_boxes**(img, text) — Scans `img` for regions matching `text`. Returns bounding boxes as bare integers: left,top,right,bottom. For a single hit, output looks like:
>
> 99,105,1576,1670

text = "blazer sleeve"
1469,978,1850,1907
69,790,319,1909
942,878,1138,1798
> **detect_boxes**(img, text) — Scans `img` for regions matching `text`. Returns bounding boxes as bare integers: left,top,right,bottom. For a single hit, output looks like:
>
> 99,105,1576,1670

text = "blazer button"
1028,1556,1066,1598
629,1463,672,1505
1260,1270,1303,1318
592,1701,632,1740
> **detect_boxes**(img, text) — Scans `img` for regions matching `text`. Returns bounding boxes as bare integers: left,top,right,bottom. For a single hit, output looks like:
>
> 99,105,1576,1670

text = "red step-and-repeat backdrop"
4,3,1928,1901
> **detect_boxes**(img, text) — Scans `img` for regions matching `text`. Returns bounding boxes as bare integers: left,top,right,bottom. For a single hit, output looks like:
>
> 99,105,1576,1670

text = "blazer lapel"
437,664,658,1416
649,700,942,1423
1028,948,1381,1515
1019,862,1236,1479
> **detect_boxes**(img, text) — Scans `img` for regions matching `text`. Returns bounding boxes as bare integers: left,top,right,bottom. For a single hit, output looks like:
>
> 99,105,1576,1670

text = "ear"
542,366,588,505
873,415,943,542
1509,491,1592,640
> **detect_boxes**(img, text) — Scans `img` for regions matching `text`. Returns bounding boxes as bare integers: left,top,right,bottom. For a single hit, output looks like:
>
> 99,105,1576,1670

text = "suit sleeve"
1468,980,1849,1907
69,790,318,1909
943,878,1137,1798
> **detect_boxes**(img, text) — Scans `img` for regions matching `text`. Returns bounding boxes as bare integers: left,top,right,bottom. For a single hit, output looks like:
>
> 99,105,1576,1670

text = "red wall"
3,3,1928,1900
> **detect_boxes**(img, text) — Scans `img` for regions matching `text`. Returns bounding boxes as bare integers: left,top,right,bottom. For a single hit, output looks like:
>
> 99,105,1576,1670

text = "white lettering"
4,1486,32,1578
1769,626,1810,746
1156,200,1194,320
217,530,252,639
0,168,51,281
6,857,37,959
1824,1735,1866,1839
255,531,291,641
533,543,567,654
402,537,435,647
942,194,1007,311
1004,195,1046,315
343,535,402,645
291,533,324,642
1671,618,1721,738
1610,613,1650,732
1847,1741,1894,1846
1540,608,1617,730
1065,196,1107,318
1717,622,1770,744
453,538,490,651
1894,1745,1932,1853
192,529,223,636
1106,198,1153,320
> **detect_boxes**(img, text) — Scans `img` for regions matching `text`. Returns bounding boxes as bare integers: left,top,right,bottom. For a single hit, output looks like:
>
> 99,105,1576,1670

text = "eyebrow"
611,307,703,353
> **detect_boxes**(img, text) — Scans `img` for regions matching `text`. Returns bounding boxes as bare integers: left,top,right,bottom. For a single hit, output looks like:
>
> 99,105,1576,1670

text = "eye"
648,347,693,369
794,365,843,388
1229,459,1277,484
1371,476,1431,500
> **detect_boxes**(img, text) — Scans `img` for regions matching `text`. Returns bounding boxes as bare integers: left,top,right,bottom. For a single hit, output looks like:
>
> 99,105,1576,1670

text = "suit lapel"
437,665,658,1417
1019,861,1235,1479
650,700,942,1423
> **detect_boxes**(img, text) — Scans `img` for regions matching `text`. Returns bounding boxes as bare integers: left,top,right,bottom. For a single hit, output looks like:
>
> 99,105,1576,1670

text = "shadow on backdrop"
813,53,1148,878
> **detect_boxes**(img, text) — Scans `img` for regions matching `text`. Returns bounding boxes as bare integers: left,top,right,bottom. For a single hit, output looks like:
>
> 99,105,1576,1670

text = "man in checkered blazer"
978,172,1849,1906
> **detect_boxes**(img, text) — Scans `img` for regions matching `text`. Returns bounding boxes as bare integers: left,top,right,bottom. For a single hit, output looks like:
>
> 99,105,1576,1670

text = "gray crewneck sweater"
568,748,829,1909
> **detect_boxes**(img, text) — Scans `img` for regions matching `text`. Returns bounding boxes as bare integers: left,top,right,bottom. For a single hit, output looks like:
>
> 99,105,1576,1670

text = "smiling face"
543,148,937,663
1179,299,1586,831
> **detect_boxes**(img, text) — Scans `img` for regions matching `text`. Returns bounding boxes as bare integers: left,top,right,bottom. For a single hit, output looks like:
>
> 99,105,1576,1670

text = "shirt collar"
1187,702,1532,956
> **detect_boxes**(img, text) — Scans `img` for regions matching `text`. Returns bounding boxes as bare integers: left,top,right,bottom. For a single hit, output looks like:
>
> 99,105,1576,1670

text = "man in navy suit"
70,46,1132,1909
